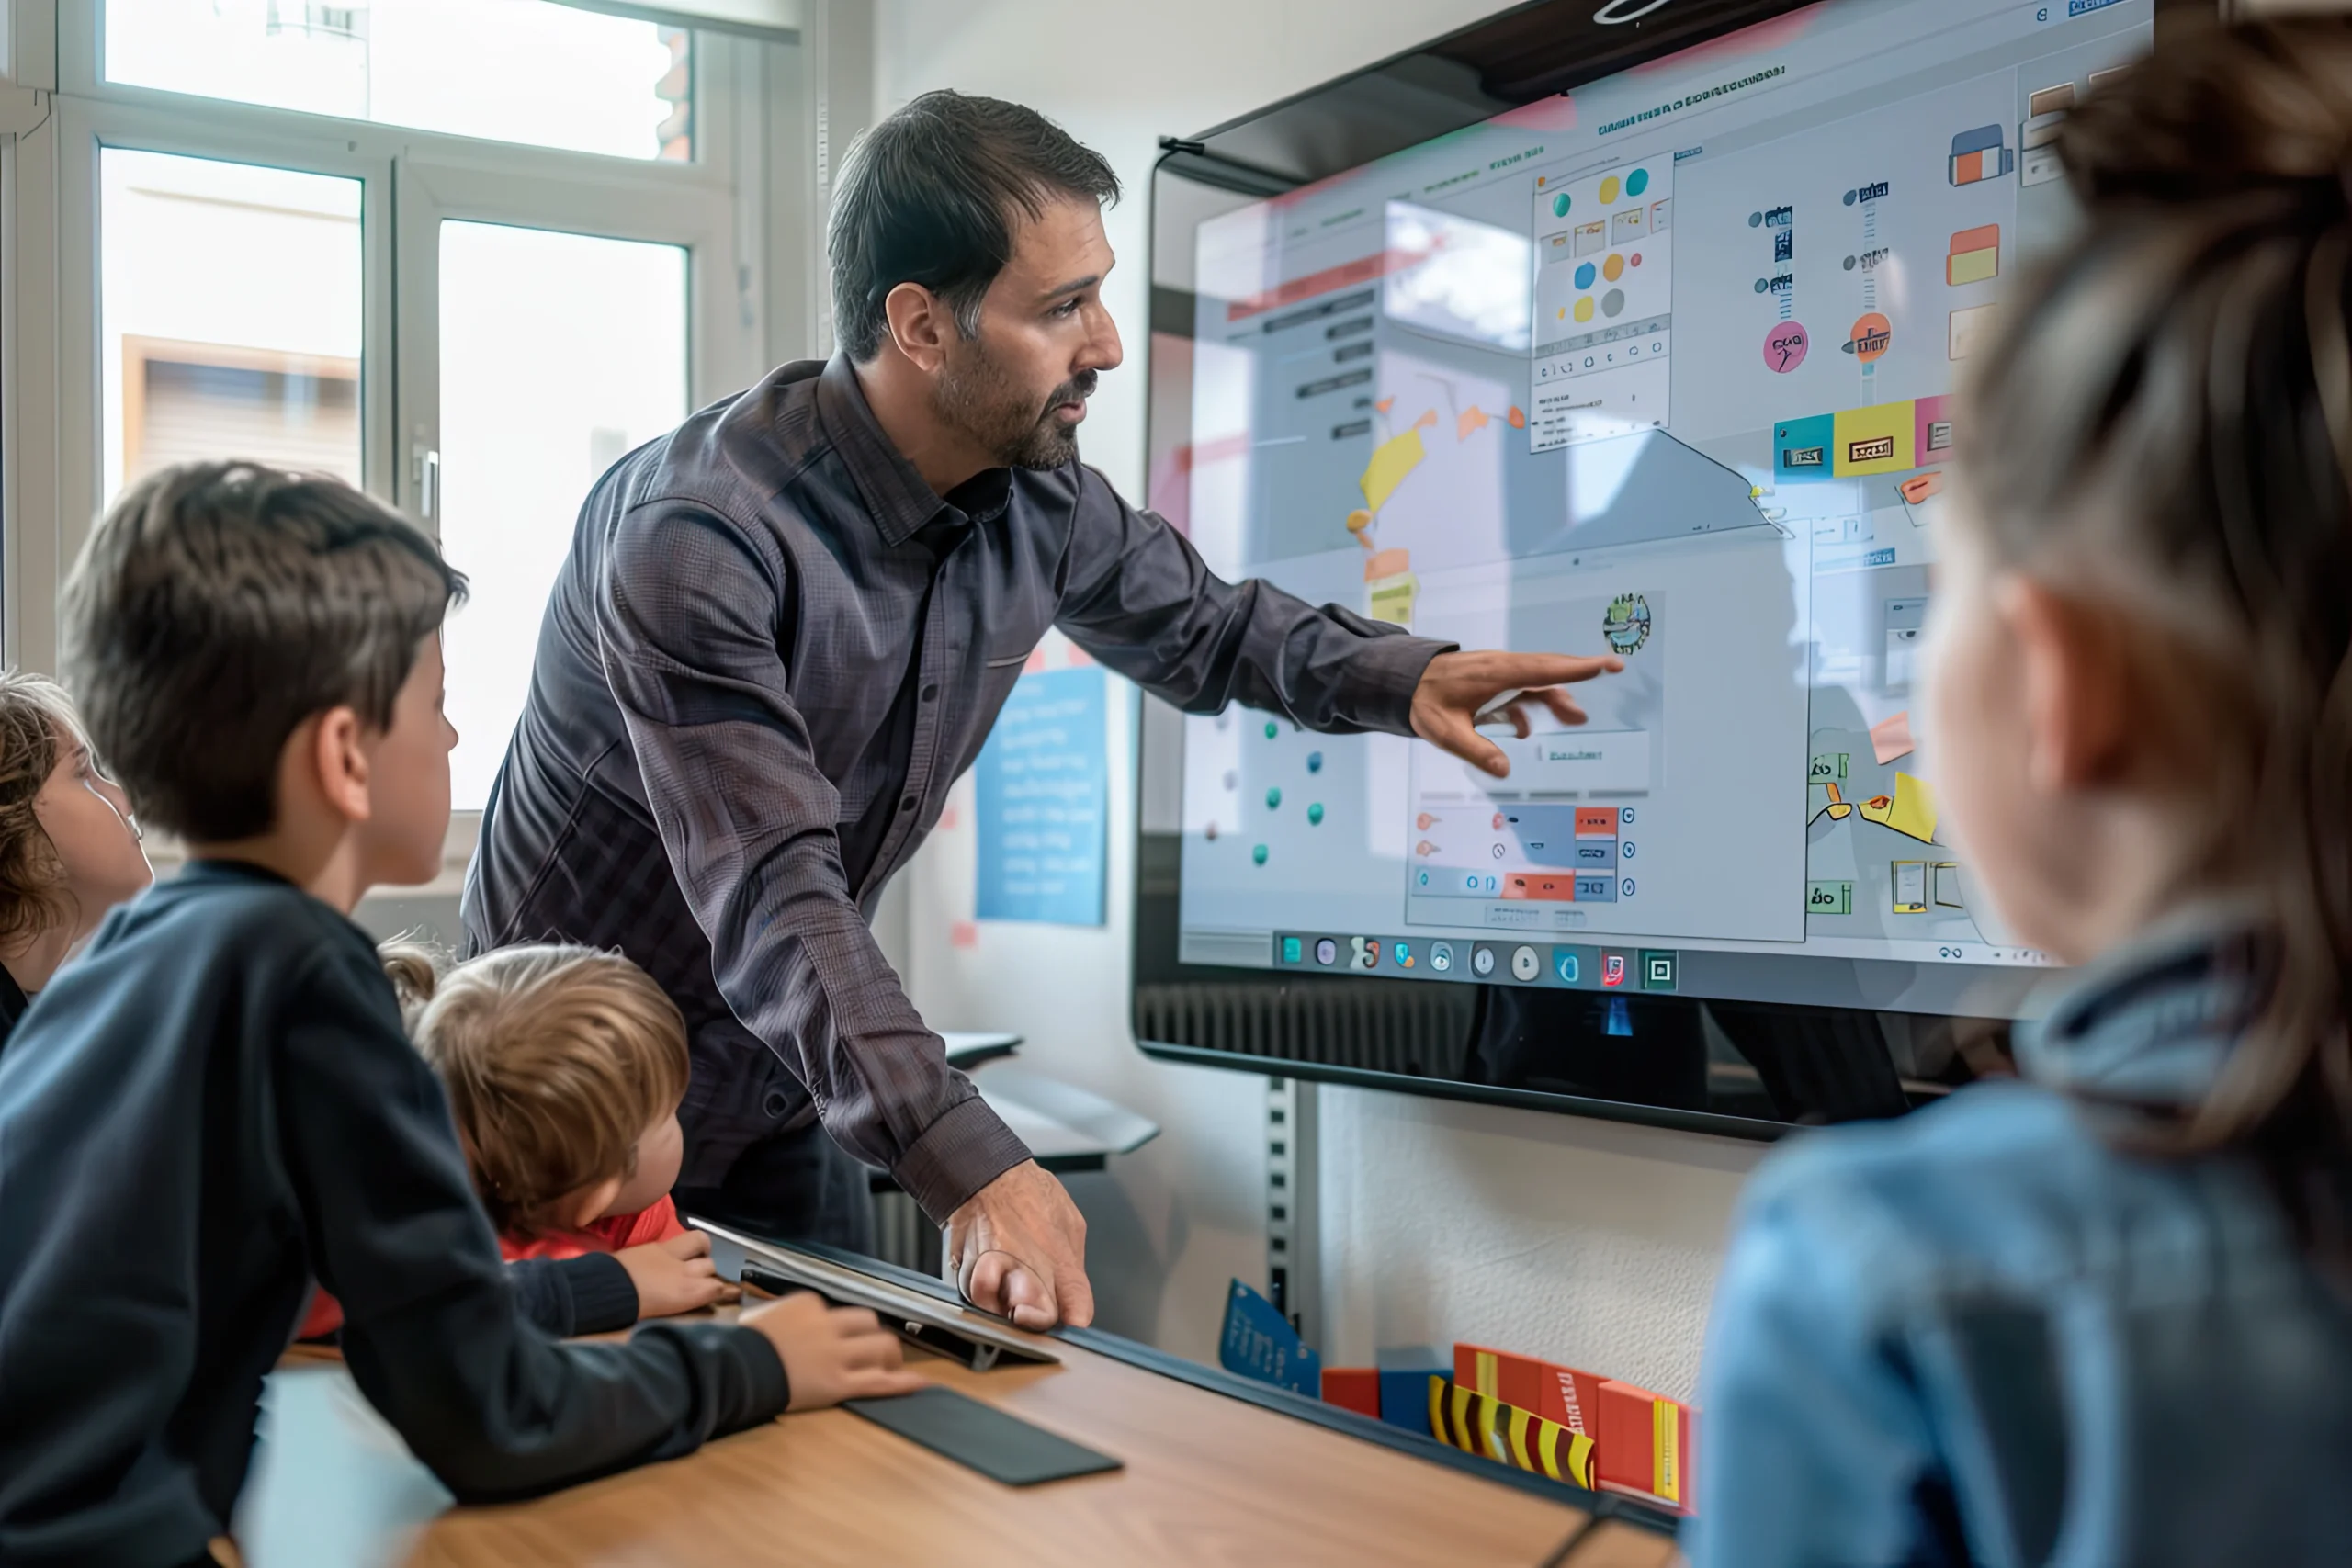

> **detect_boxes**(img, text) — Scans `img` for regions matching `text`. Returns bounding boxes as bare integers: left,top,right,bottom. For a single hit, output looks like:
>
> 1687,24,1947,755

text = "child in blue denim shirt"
1692,18,2352,1566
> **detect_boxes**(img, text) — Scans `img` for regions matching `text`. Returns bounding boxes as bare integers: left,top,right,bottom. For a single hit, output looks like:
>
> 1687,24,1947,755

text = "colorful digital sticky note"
1859,770,1939,843
1950,303,1999,360
1946,223,1999,286
1949,124,2012,186
1871,709,1916,765
1914,391,1956,463
1217,1280,1319,1396
1775,412,1835,479
1321,1368,1381,1419
1832,401,1916,477
1359,429,1424,513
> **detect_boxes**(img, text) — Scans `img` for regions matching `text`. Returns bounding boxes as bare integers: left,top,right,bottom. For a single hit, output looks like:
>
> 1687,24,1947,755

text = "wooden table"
239,1253,1682,1568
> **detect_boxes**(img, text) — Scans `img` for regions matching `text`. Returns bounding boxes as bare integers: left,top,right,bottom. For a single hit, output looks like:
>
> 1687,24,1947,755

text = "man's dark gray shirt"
461,355,1450,1222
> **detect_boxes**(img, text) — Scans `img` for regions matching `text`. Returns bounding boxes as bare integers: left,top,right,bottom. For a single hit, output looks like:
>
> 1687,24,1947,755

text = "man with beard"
462,92,1618,1329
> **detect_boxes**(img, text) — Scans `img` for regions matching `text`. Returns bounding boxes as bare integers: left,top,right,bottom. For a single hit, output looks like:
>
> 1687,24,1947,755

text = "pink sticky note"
949,920,979,949
1871,710,1916,765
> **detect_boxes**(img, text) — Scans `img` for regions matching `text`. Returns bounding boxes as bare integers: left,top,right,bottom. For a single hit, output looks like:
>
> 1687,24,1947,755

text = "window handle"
412,440,440,522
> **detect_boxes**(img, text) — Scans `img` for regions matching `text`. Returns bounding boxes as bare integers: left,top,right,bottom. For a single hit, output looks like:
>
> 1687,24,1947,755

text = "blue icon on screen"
1395,942,1414,970
1622,878,1637,897
1430,942,1454,974
1555,951,1579,984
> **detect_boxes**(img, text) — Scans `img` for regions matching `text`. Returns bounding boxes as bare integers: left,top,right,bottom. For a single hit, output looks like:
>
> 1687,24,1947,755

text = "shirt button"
900,795,918,812
922,683,939,702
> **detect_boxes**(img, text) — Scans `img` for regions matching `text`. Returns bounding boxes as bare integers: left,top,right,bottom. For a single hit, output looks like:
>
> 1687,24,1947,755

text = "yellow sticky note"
1860,772,1939,844
1832,401,1917,477
1360,428,1426,513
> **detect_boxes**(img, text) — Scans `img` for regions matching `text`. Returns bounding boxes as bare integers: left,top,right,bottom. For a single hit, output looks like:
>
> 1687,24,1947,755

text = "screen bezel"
1130,0,2212,1138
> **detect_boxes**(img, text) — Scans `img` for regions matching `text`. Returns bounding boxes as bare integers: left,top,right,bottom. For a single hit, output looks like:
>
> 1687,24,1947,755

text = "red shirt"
297,1197,684,1339
501,1195,685,1262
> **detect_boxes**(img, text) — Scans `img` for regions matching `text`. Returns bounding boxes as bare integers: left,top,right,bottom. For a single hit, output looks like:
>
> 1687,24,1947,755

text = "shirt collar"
2017,897,2271,1110
815,354,1014,546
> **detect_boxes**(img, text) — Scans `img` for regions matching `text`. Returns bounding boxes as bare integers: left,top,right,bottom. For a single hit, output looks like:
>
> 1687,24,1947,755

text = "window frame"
0,0,817,891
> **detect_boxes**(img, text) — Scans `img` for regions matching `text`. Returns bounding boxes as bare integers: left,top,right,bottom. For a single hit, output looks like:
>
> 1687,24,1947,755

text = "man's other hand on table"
945,1158,1092,1330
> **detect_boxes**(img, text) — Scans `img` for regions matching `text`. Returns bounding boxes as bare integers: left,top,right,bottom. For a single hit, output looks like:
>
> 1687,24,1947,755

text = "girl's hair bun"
2062,17,2352,214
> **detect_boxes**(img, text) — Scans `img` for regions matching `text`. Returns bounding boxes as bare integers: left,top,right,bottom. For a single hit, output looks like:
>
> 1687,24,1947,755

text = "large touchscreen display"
1171,0,2153,1017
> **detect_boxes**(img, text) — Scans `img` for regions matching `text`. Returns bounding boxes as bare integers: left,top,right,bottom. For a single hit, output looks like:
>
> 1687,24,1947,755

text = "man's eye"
1053,299,1082,318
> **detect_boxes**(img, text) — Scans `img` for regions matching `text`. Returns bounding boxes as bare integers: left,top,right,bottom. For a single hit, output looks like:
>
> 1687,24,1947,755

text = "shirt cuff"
1342,630,1454,734
559,1252,640,1336
890,1091,1035,1224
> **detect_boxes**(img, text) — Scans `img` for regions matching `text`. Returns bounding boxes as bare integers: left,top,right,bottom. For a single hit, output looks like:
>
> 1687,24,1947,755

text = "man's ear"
882,280,956,373
1998,575,2131,794
304,705,374,826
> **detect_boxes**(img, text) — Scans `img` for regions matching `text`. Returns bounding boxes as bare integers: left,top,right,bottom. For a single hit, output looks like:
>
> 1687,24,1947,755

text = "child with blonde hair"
390,942,729,1291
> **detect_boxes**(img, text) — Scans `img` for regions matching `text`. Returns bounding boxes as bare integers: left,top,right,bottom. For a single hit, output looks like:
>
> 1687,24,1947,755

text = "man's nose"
1081,303,1123,375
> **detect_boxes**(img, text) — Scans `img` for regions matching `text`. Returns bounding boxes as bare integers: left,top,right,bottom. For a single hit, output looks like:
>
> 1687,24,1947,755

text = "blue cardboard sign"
974,665,1108,926
1217,1279,1319,1396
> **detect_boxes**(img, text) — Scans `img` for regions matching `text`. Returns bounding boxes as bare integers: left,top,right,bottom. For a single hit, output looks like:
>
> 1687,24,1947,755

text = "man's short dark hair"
829,90,1120,363
60,461,467,842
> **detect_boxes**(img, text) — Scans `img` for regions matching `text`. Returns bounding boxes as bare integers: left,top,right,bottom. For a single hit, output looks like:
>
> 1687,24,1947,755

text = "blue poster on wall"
974,665,1108,927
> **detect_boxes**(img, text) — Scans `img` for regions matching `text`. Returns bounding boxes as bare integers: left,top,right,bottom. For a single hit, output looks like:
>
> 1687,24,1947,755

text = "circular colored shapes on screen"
1602,253,1625,282
1306,751,1324,773
1574,262,1596,289
1265,786,1282,809
1627,167,1650,197
1253,844,1269,866
1574,296,1596,323
1552,192,1571,217
1844,310,1893,363
1307,802,1325,826
1763,321,1810,373
1602,288,1625,318
1630,252,1643,267
1599,175,1621,204
1264,720,1278,739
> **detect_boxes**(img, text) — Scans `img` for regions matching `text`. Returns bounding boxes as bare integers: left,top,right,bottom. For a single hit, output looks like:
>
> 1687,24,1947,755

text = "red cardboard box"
1594,1378,1697,1515
1454,1344,1606,1437
1453,1343,1542,1413
1320,1367,1381,1420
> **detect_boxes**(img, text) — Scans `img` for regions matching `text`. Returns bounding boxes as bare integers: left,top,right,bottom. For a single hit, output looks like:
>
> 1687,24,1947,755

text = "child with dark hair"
0,671,149,1041
0,462,919,1568
1692,19,2352,1565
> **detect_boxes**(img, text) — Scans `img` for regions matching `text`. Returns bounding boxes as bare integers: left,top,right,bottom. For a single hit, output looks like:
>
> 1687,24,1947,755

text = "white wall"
875,0,1764,1394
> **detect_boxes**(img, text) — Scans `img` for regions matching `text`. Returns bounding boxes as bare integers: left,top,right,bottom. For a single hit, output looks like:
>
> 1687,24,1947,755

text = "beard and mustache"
931,333,1098,471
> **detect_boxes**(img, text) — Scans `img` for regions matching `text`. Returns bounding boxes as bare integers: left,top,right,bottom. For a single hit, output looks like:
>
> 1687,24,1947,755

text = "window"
438,220,688,810
100,150,364,499
105,0,693,162
5,0,808,870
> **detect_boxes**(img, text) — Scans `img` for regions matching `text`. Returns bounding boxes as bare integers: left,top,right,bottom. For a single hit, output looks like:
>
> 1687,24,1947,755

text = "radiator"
1135,981,1476,1079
